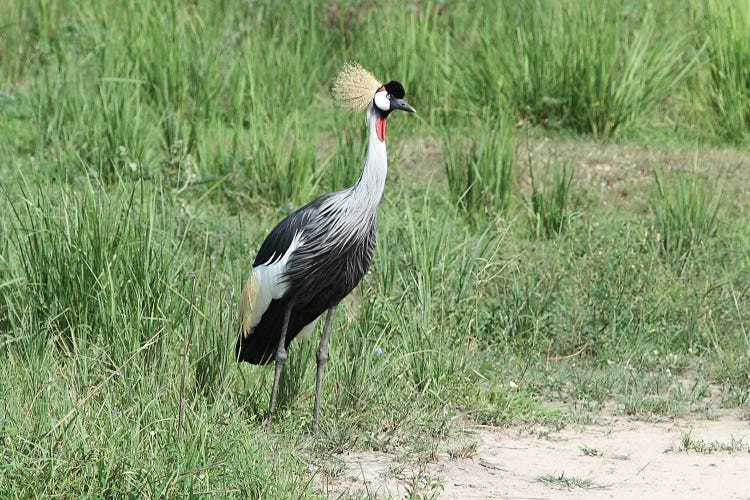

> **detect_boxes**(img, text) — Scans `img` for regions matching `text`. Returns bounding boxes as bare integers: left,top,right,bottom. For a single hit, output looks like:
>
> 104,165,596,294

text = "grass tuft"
650,169,724,260
443,109,515,221
537,471,603,490
478,1,697,137
3,180,181,361
527,162,574,240
669,430,750,453
698,1,750,143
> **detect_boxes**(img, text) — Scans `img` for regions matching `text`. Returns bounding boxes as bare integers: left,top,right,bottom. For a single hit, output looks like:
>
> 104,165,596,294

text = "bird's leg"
266,301,294,430
312,305,337,433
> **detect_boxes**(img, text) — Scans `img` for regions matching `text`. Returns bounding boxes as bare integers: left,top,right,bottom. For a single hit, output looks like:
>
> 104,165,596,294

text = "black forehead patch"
384,80,405,99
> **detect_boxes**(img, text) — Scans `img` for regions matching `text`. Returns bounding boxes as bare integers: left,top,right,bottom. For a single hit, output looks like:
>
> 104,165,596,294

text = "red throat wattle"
376,117,386,142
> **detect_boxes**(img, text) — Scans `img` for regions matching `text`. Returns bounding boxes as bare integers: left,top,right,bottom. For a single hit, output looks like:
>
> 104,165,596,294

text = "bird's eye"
386,93,392,100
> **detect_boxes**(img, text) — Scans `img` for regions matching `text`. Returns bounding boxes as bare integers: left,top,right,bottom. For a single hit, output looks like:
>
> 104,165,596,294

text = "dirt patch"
320,413,750,498
396,133,750,212
508,135,750,218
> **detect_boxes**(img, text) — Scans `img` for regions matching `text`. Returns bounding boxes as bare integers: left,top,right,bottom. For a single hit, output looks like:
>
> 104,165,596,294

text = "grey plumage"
237,191,377,365
236,64,415,431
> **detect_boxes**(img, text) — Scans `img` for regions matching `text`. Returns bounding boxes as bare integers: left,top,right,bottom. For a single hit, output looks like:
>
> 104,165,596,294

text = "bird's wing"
253,193,335,267
239,193,336,338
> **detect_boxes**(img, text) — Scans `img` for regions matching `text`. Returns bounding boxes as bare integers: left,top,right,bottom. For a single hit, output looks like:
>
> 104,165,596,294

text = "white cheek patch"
373,91,390,111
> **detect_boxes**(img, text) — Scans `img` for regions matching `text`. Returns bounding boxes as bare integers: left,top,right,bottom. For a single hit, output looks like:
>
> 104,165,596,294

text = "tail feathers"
236,300,288,365
235,326,278,365
236,299,320,365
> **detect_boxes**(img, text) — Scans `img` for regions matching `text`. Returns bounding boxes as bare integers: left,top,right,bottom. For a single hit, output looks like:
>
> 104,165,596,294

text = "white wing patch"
238,231,304,338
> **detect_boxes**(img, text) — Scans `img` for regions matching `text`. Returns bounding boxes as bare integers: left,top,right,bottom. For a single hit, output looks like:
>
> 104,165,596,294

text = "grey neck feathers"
350,105,387,212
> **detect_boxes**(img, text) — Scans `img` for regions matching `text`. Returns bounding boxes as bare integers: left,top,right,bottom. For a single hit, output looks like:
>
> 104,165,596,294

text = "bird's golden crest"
331,62,382,113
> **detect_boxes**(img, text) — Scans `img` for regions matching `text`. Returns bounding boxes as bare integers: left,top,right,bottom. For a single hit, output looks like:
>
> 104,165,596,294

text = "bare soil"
397,133,750,210
320,412,750,499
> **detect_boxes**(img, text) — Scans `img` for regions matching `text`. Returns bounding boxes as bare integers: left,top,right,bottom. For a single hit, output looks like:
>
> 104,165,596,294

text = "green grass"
475,0,698,137
651,168,724,261
527,160,574,239
443,108,515,221
698,0,750,143
669,430,750,453
1,0,750,496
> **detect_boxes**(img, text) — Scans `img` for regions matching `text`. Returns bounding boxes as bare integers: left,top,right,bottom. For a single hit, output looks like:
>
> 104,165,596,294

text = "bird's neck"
351,106,388,208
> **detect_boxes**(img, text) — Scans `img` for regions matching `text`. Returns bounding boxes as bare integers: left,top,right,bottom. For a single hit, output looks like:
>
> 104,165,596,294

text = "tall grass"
324,123,366,193
698,0,750,143
243,140,319,206
527,162,574,240
443,109,515,220
0,0,738,185
3,181,183,361
468,0,697,137
650,169,724,260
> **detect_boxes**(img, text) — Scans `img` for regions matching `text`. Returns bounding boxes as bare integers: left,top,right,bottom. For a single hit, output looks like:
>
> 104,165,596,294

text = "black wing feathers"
236,299,321,364
253,194,334,267
238,191,377,365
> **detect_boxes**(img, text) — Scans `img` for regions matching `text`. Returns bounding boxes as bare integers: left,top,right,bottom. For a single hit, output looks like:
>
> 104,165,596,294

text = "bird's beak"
391,98,416,114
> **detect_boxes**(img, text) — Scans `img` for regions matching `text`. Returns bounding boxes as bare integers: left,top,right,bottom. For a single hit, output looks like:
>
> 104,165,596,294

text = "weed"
537,471,603,490
650,169,723,260
443,109,515,220
669,430,750,453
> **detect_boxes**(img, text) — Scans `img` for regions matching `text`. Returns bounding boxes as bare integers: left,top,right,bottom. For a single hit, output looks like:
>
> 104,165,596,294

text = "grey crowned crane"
236,63,415,431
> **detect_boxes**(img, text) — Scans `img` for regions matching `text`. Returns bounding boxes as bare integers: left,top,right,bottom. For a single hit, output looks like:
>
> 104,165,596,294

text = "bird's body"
236,106,386,365
236,63,415,431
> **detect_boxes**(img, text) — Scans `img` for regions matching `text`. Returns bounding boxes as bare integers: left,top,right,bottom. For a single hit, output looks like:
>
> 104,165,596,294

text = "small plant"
400,463,444,499
527,162,574,240
669,430,750,453
491,269,560,342
447,442,478,460
537,472,602,490
443,109,515,221
580,445,602,457
650,169,723,260
621,394,674,418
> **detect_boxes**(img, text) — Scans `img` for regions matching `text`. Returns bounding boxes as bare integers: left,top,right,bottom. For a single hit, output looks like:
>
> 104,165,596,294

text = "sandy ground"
320,413,750,499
